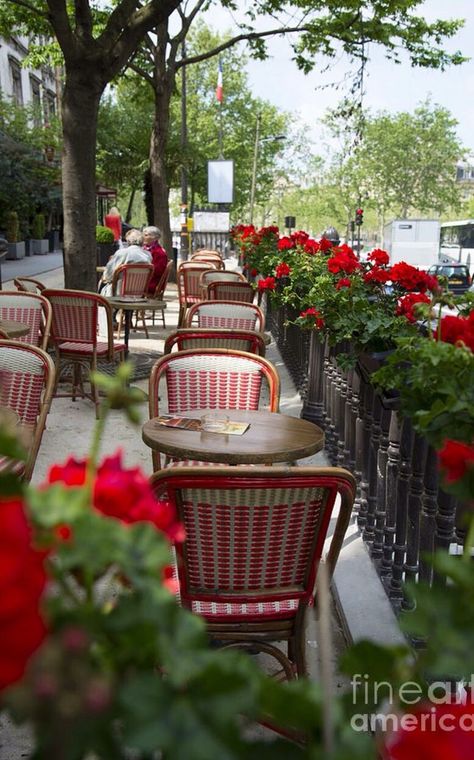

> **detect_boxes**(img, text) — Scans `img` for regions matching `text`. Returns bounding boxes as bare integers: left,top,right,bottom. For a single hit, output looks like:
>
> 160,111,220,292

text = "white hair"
143,226,161,240
125,228,144,245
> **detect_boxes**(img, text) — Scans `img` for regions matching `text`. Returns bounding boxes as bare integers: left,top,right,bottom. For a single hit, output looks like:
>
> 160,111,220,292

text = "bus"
439,220,474,272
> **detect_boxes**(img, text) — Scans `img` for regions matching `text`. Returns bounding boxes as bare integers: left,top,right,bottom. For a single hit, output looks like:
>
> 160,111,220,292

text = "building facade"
0,35,58,121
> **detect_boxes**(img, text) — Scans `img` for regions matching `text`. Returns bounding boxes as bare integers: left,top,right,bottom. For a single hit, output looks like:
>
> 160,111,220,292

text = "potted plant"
32,213,49,255
96,224,116,267
5,211,25,260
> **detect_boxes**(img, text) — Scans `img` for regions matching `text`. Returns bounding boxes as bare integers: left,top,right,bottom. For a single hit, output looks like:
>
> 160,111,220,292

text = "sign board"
193,211,230,232
208,160,234,203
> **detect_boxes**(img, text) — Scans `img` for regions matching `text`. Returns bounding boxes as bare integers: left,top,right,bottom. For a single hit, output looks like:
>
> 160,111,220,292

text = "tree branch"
127,60,154,86
175,24,312,69
45,0,76,53
5,0,49,19
73,0,94,40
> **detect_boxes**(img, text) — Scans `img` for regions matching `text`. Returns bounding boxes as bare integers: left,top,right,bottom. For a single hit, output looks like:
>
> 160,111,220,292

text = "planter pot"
97,242,116,267
357,349,400,410
33,239,49,255
47,230,60,252
6,242,25,260
24,240,34,257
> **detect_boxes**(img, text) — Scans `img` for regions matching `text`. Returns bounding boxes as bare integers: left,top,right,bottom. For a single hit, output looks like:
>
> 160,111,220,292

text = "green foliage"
95,225,115,243
6,211,19,243
32,212,45,239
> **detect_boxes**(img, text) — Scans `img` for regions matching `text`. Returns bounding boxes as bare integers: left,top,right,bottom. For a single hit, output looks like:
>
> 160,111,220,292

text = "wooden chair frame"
151,465,356,679
111,262,154,339
13,276,46,294
177,262,218,326
148,348,280,470
0,340,55,481
43,289,126,419
0,291,52,350
184,301,265,332
164,328,266,356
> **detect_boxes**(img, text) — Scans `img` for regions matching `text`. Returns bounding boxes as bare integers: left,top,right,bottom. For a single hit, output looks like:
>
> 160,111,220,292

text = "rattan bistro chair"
146,259,174,328
184,301,265,332
177,262,218,326
0,340,55,481
148,348,280,470
207,280,255,303
43,289,126,419
13,276,46,294
0,291,51,350
199,270,246,299
151,465,356,679
111,262,153,339
164,328,266,356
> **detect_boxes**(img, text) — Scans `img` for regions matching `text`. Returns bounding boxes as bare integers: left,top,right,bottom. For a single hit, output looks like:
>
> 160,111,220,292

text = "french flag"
216,59,223,103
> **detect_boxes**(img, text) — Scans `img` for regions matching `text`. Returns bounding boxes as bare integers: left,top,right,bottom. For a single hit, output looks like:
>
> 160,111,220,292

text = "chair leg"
116,310,124,340
291,611,308,678
140,310,149,339
178,306,186,327
161,308,166,328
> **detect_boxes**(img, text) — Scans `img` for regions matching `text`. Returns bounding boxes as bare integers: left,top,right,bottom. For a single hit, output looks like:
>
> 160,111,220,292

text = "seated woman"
99,229,152,296
142,226,168,295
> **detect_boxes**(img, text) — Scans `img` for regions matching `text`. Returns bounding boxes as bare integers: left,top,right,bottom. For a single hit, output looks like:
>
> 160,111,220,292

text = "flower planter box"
6,241,25,260
33,239,49,255
357,350,400,409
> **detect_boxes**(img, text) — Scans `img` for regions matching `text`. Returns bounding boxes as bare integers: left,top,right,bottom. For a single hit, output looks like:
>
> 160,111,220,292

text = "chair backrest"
207,280,255,303
191,256,225,270
177,262,218,306
0,291,52,350
112,263,153,296
152,259,174,299
164,328,266,356
13,276,46,294
192,249,222,258
43,289,114,357
149,348,280,419
150,466,356,613
0,340,55,481
184,301,265,331
200,270,245,289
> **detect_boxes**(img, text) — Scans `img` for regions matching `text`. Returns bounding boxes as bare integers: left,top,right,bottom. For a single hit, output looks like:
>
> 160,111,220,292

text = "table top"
142,409,324,465
107,296,167,312
0,318,30,338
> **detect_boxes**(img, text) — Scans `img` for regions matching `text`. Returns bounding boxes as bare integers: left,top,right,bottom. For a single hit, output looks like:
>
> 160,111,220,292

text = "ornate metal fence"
266,300,464,614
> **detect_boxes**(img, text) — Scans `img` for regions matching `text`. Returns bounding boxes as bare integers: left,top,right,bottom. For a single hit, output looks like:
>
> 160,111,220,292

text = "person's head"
125,228,144,245
143,226,161,245
109,206,120,216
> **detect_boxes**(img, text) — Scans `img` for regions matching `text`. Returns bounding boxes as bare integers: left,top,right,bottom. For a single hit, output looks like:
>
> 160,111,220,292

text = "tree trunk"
125,187,136,223
149,23,173,258
61,73,103,291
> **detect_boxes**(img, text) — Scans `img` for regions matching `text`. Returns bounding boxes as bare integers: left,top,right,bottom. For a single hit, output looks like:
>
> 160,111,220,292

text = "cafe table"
106,296,167,355
0,318,30,339
142,409,324,466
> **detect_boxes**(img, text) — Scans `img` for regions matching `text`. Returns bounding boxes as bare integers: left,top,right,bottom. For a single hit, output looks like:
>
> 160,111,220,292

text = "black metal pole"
180,41,189,262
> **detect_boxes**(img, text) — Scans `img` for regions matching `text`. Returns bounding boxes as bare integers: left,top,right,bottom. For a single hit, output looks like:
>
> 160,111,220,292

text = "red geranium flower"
303,239,320,255
336,278,351,290
259,225,279,237
291,230,309,246
389,262,437,293
275,262,291,278
368,248,390,267
439,440,474,483
277,236,295,251
327,250,360,275
396,292,431,323
319,237,333,252
250,268,258,277
364,267,390,285
299,307,325,329
0,499,48,691
437,312,474,351
257,276,276,291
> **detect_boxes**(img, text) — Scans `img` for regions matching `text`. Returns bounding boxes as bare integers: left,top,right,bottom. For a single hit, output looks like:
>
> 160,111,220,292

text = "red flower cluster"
0,499,48,691
396,293,431,323
439,439,474,483
389,262,438,293
319,237,333,252
368,248,390,267
48,452,184,542
291,230,309,246
257,276,276,291
327,246,361,275
364,267,390,285
336,278,351,290
382,702,474,760
437,312,474,351
259,225,279,237
299,308,325,329
303,238,321,255
277,236,295,251
275,262,291,278
230,224,255,240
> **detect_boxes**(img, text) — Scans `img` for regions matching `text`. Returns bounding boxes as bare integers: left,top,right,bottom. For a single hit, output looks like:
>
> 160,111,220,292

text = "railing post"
389,419,414,612
300,331,325,426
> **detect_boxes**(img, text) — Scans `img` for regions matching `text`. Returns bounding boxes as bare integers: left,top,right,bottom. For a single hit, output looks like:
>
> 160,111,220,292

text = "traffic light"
355,208,364,226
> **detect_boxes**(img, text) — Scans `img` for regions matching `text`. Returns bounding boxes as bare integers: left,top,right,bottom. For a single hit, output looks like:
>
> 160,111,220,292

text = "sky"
201,0,474,157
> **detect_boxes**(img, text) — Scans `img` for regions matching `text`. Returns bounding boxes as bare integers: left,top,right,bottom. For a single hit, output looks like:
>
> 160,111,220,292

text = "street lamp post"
249,115,285,225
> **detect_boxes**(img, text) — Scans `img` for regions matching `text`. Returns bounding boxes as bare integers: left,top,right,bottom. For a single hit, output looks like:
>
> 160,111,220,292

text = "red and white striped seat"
0,291,52,350
184,301,265,332
177,262,218,325
148,348,280,470
0,341,55,481
207,280,255,303
43,289,126,419
151,465,356,678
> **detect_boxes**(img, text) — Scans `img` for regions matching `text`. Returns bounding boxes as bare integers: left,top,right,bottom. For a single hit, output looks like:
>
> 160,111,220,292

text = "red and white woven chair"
164,328,266,356
13,276,46,294
0,291,52,350
184,301,265,332
0,340,55,481
207,280,255,304
43,289,126,419
177,262,218,326
146,259,174,327
148,348,280,470
151,465,356,679
111,262,154,339
199,270,246,299
191,255,225,270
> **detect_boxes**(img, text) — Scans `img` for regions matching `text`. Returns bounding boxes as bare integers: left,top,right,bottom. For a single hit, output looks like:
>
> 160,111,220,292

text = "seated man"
99,229,152,297
142,226,168,295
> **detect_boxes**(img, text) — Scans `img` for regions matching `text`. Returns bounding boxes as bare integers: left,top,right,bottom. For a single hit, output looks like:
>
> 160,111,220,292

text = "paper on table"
154,415,249,435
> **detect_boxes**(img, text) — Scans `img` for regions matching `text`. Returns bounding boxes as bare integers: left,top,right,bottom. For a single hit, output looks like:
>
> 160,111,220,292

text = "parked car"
428,263,472,294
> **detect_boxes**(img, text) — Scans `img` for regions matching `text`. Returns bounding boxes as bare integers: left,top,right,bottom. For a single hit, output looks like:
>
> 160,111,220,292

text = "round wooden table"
0,319,30,338
142,409,324,465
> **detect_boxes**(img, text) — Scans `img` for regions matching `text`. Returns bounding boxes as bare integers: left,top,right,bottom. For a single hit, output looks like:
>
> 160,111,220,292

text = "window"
30,76,42,125
45,90,56,120
9,58,23,105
